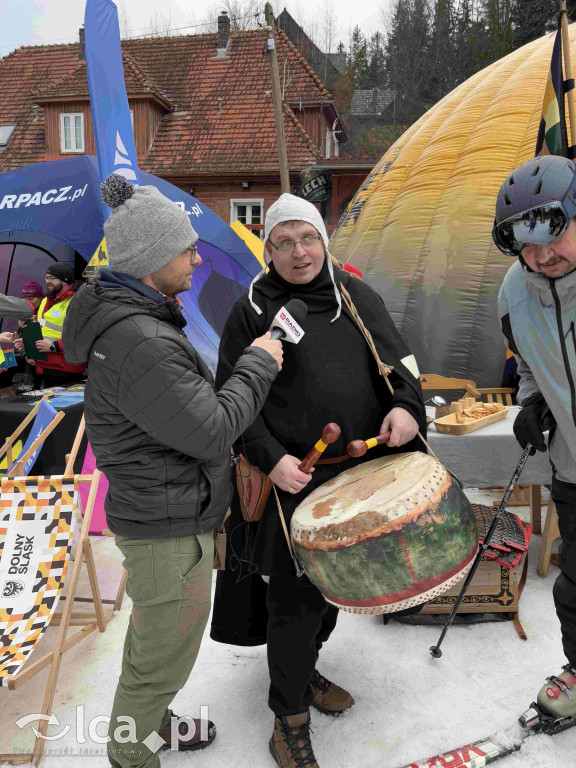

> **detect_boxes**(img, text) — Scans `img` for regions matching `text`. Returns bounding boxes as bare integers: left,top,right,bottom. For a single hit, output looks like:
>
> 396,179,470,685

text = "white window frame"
230,199,264,239
60,112,84,153
333,132,339,158
0,123,17,149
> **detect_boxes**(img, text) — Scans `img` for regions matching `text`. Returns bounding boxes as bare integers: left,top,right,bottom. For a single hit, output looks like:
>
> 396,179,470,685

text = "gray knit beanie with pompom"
100,174,198,279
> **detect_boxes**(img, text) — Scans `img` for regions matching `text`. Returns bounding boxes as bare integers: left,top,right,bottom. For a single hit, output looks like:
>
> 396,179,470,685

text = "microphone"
270,299,308,343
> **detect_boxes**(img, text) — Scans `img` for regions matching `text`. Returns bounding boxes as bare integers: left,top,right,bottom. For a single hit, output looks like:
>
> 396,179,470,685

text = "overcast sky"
1,0,394,58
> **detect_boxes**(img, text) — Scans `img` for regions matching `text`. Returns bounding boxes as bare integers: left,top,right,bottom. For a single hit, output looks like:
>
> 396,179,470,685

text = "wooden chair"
419,374,477,395
475,387,515,406
475,388,542,526
0,398,65,478
0,418,125,766
423,378,540,526
537,500,561,577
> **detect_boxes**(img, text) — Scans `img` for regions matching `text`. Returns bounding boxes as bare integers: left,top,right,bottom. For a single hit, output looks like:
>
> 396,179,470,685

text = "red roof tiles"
34,51,171,109
0,27,336,176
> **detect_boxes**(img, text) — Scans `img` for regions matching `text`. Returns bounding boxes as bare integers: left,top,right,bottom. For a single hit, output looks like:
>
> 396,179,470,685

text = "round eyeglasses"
268,234,322,253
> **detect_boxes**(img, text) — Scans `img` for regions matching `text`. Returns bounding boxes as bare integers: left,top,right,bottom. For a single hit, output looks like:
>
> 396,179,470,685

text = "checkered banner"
0,476,77,685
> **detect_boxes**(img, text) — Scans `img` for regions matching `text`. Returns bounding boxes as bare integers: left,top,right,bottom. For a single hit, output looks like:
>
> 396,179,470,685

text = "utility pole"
264,3,290,193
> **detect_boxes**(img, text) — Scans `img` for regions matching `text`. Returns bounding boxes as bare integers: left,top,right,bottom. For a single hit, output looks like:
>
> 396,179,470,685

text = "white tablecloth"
426,406,553,488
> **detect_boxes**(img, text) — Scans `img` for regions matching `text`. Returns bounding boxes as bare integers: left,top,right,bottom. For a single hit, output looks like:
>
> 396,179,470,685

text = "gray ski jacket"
498,260,576,484
0,293,34,321
63,279,278,539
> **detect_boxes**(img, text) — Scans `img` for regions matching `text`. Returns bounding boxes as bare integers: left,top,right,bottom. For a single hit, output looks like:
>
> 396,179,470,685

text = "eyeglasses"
268,234,322,253
492,201,573,257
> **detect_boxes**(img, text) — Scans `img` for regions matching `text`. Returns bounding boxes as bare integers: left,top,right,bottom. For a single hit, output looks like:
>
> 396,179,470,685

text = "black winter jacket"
63,276,278,539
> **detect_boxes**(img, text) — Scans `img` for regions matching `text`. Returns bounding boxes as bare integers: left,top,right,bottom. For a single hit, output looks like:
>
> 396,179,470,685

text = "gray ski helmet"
495,155,576,224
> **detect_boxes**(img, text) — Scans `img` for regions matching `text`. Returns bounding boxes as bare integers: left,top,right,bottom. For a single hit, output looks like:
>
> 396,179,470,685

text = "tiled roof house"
0,13,373,232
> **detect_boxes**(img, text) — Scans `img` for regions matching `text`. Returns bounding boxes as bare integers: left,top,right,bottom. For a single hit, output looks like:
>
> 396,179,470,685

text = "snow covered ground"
1,488,574,768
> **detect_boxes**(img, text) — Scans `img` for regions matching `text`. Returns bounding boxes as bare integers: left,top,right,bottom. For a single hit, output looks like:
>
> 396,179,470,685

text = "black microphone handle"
270,327,286,341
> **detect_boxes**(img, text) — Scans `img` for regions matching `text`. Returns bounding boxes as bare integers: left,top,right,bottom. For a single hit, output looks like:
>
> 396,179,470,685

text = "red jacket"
36,282,86,376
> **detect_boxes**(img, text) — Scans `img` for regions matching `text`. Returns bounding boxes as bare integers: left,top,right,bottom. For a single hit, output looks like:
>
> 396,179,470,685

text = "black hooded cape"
211,260,426,645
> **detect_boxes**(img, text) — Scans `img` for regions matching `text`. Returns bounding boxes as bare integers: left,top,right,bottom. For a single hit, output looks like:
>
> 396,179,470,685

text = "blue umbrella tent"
0,156,262,371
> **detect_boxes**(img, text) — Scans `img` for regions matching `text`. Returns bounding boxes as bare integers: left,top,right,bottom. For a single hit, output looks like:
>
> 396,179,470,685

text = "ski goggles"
492,201,575,258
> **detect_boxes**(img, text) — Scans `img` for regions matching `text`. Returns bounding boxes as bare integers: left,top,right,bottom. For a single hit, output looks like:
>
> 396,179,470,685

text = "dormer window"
0,124,17,150
60,113,84,153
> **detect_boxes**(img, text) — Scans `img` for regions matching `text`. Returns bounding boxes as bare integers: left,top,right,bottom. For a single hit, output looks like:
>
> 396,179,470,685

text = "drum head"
291,452,478,615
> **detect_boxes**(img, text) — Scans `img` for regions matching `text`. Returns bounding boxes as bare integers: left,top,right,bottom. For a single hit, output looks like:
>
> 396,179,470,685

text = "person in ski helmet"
494,153,576,719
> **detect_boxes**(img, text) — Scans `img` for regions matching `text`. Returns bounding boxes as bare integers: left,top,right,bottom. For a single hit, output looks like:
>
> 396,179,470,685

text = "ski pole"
429,443,533,659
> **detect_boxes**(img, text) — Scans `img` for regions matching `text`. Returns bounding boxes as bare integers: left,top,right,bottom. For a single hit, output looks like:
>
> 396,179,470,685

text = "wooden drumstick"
299,423,341,473
346,432,391,458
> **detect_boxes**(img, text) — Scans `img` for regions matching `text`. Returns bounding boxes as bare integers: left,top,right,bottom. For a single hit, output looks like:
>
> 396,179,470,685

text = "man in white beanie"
63,174,283,768
212,193,425,768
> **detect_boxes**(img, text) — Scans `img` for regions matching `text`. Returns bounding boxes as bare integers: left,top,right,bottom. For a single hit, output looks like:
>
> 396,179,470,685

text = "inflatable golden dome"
330,27,576,386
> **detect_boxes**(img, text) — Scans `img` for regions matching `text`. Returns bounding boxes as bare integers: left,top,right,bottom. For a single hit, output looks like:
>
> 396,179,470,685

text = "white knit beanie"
249,194,341,321
263,193,329,250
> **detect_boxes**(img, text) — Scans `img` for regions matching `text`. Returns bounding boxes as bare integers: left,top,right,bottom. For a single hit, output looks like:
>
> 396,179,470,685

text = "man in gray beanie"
212,193,426,768
63,174,283,768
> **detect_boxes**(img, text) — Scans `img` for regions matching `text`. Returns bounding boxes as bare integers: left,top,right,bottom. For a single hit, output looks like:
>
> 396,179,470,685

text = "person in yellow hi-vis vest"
15,263,86,388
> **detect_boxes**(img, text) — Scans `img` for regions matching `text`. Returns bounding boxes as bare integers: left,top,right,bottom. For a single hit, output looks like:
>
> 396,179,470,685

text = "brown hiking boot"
269,711,319,767
310,669,354,716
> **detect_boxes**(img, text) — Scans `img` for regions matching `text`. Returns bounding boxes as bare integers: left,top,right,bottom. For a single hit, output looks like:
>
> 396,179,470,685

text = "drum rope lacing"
332,255,440,464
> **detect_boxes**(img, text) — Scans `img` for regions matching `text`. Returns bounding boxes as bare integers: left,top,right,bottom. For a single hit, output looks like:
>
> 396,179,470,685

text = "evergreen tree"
512,0,576,50
384,0,433,125
482,0,514,64
347,25,369,88
429,0,456,102
363,32,387,88
452,0,489,82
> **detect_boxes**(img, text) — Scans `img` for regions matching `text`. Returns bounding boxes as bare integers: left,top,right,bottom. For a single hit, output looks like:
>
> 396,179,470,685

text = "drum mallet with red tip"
299,423,341,473
346,432,391,458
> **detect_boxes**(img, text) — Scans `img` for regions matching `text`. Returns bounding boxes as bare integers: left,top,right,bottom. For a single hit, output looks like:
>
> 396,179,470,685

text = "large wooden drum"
291,452,478,615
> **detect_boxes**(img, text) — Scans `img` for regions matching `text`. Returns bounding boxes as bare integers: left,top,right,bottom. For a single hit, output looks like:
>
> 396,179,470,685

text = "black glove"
513,394,556,455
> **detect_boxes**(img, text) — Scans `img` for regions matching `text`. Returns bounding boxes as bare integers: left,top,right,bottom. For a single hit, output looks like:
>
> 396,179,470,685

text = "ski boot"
537,663,576,719
520,664,576,734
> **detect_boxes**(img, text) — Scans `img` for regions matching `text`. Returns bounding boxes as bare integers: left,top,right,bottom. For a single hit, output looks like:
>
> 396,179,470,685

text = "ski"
396,705,576,768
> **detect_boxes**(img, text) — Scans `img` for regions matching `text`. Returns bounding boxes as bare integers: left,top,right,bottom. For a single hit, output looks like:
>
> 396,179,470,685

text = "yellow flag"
83,237,108,278
230,220,266,269
0,440,22,471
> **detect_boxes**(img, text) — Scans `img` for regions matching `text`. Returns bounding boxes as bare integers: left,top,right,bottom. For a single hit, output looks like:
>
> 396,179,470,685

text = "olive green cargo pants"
107,531,213,768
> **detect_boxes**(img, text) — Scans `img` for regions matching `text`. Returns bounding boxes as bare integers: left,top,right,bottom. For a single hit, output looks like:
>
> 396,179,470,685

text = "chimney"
79,26,85,60
216,11,230,58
